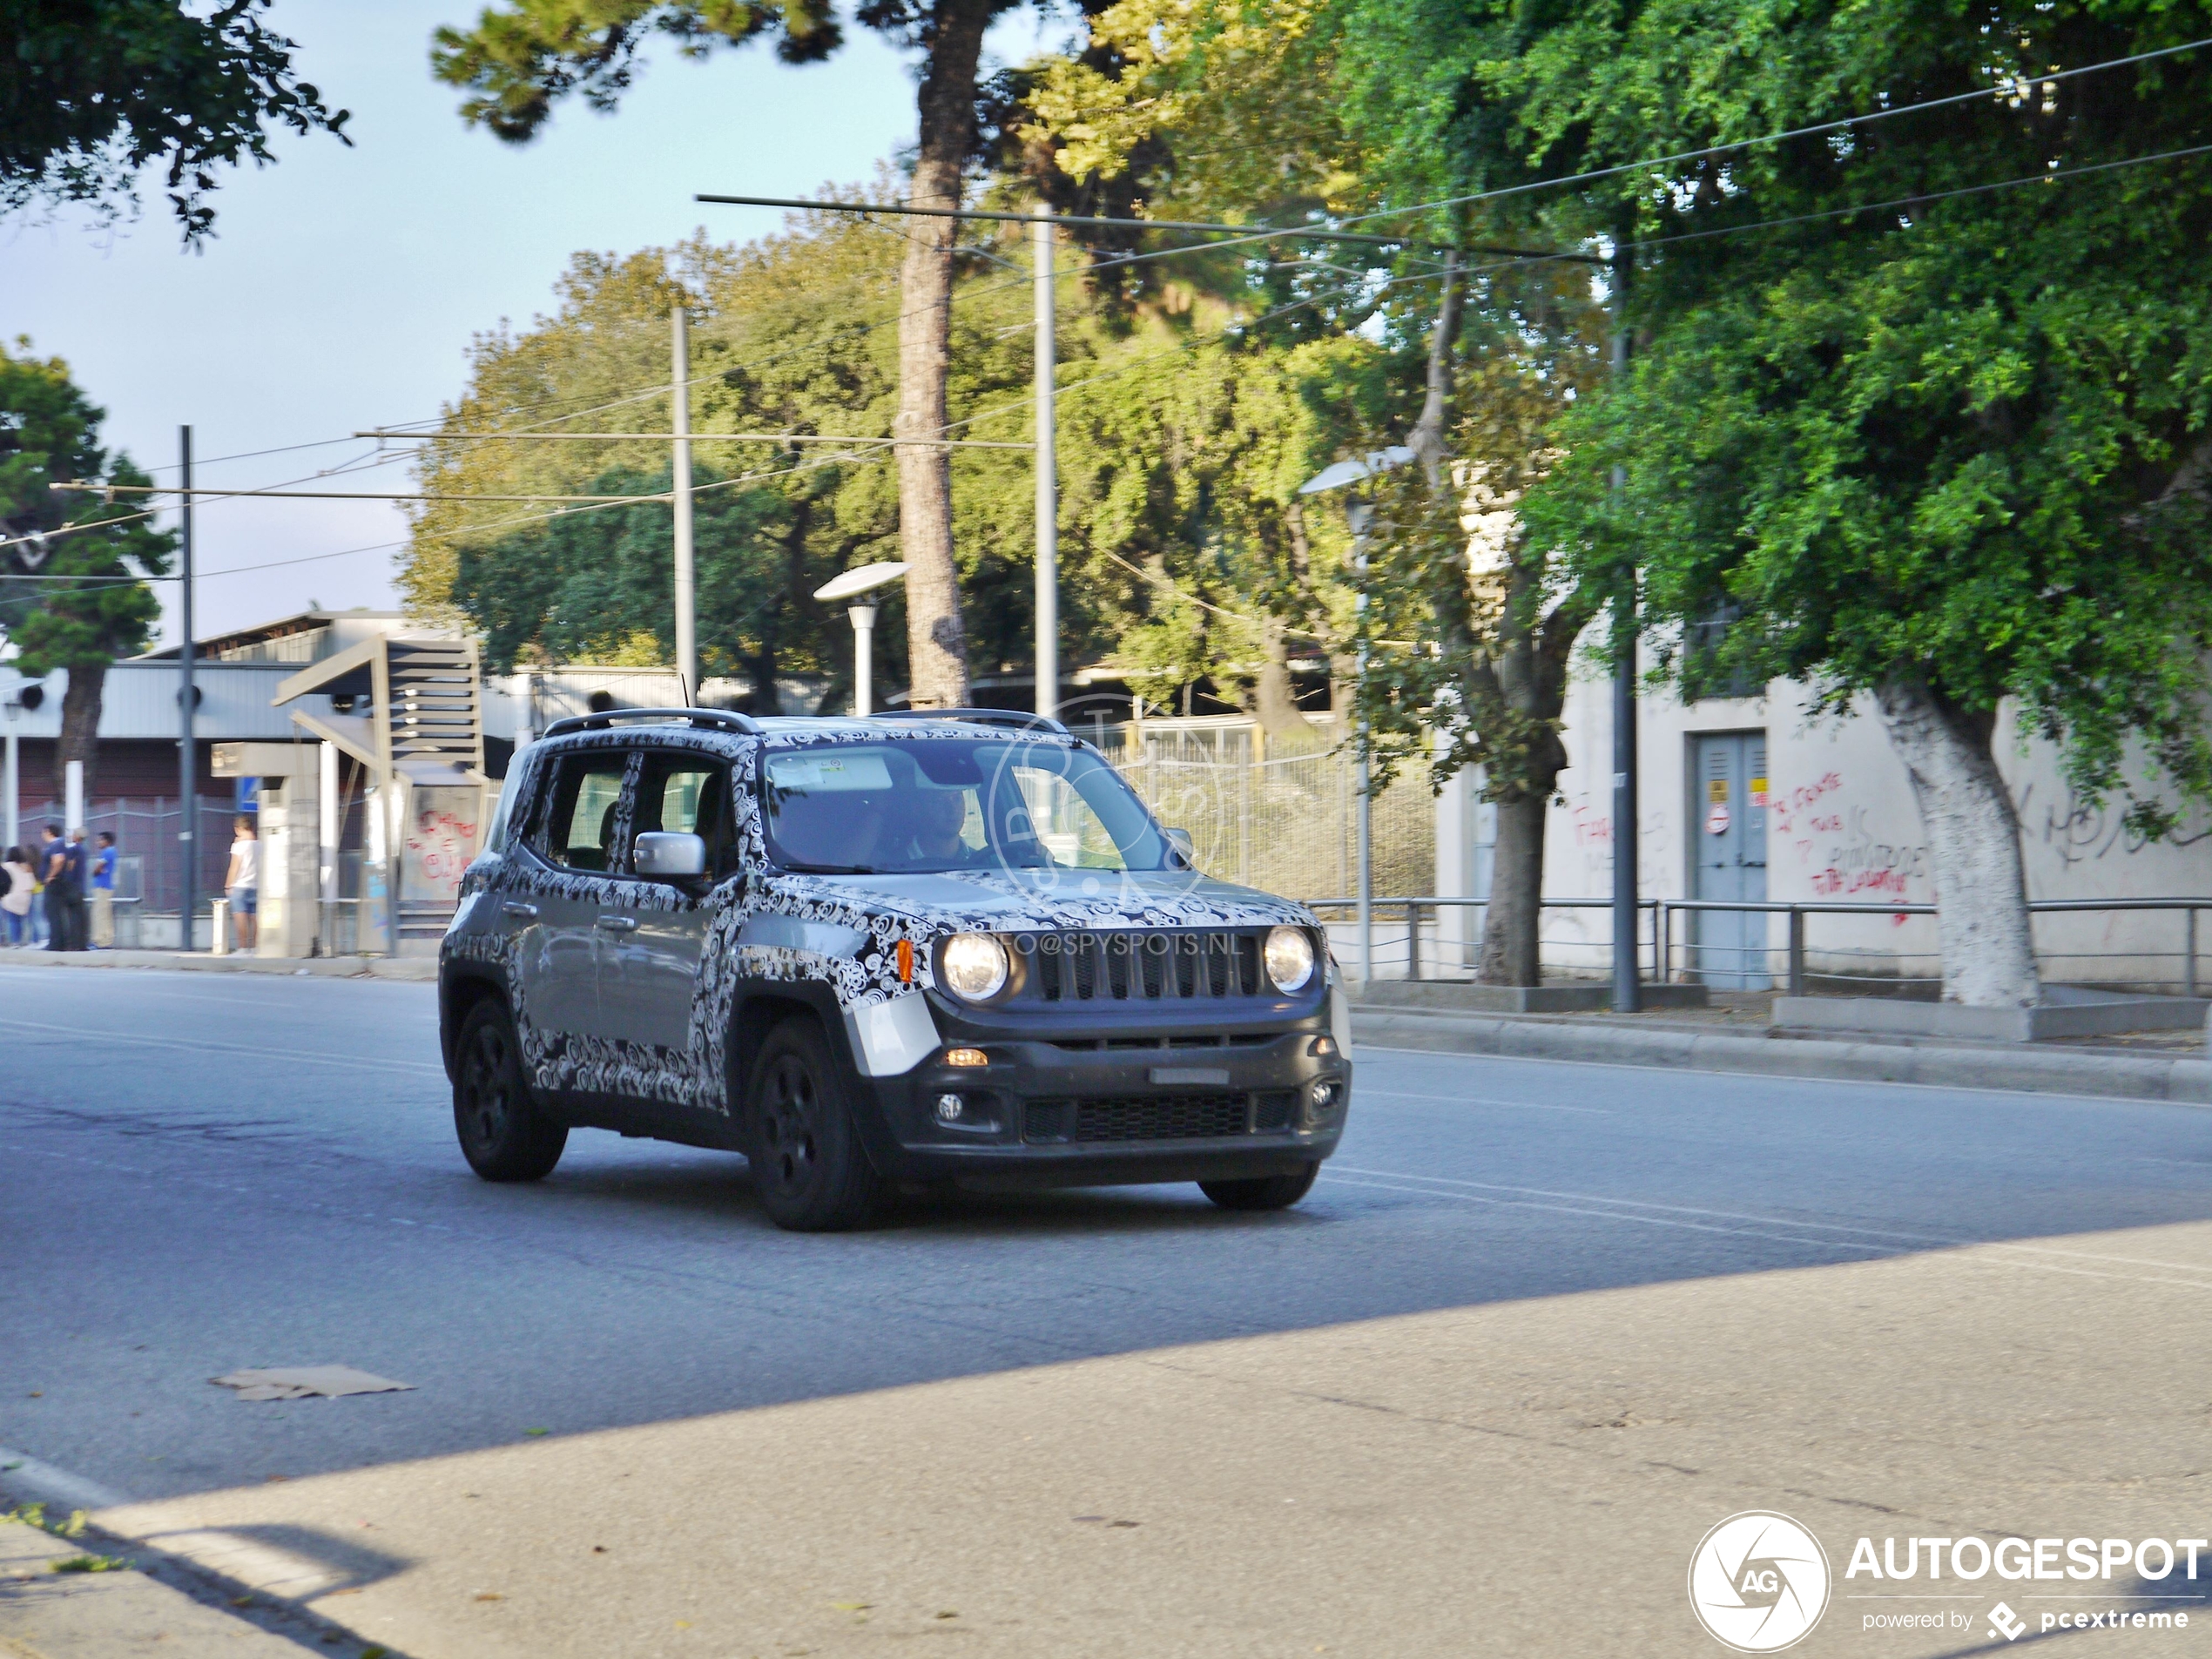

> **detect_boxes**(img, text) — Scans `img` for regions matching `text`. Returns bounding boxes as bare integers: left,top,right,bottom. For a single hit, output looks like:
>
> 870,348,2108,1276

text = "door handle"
502,901,540,920
595,914,639,933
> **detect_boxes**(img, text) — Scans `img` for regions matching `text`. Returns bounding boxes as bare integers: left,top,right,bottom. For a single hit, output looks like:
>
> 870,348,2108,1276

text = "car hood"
764,867,1317,933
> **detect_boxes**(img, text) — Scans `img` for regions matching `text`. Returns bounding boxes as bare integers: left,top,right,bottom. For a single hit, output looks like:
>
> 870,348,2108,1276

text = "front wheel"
1199,1161,1319,1211
454,999,567,1182
747,1017,883,1231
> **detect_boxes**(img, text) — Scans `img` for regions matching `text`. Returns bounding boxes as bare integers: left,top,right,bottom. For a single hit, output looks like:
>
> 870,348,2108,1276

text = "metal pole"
3,716,17,853
178,424,196,949
671,306,698,702
1608,239,1640,1014
1788,906,1806,997
848,604,877,717
2188,906,2198,1000
1352,515,1373,982
1033,214,1059,719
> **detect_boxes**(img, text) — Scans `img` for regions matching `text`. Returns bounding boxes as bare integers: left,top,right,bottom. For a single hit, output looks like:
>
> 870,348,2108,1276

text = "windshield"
759,738,1173,875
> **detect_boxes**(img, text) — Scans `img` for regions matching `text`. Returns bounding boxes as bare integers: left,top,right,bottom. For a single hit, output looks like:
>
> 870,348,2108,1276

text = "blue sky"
4,1,1054,644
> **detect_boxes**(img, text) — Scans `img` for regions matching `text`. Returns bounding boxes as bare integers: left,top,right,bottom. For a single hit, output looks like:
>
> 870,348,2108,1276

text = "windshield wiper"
778,860,877,874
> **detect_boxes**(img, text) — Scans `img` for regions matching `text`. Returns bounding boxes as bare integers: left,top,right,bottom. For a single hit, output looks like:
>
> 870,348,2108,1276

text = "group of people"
0,826,119,951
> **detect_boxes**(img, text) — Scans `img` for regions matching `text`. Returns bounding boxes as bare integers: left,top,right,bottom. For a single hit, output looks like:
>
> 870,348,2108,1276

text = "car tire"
747,1016,884,1231
453,997,568,1182
1199,1160,1320,1211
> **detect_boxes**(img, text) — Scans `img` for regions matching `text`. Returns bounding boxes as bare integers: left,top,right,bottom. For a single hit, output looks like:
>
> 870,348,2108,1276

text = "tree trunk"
1406,249,1465,489
1251,617,1311,740
894,0,992,710
1872,676,2040,1007
1480,789,1545,984
54,660,105,808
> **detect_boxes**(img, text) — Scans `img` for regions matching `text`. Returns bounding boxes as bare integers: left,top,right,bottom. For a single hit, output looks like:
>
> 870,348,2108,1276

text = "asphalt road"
4,965,2211,1656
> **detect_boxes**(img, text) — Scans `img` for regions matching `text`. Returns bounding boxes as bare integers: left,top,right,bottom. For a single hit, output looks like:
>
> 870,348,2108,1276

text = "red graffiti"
1811,866,1910,897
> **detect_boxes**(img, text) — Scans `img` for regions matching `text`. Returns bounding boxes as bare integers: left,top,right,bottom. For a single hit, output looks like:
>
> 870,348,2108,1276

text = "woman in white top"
224,816,260,952
0,847,32,947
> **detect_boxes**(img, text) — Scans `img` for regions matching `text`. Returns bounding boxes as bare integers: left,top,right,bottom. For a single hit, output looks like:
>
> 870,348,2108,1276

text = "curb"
1350,1005,2212,1105
0,949,435,981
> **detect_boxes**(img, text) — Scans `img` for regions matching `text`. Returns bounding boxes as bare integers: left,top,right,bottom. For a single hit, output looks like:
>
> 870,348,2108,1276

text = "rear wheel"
1199,1161,1319,1211
454,999,567,1182
747,1017,883,1231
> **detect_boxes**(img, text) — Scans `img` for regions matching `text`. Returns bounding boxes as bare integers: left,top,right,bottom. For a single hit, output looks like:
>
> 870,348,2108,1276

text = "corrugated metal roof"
0,664,333,740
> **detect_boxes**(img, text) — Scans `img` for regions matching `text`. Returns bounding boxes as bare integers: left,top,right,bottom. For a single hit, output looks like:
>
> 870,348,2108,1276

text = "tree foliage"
1,0,349,244
0,342,176,797
1488,1,2212,835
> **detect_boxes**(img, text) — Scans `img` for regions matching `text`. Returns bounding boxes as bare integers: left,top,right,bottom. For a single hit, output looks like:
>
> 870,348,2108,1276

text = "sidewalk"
1351,992,2212,1103
1,1514,360,1658
0,948,435,981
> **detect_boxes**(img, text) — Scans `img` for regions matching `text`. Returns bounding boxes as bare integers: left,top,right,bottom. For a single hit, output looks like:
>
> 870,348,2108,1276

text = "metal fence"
1096,717,1434,904
1312,893,2212,998
18,797,236,918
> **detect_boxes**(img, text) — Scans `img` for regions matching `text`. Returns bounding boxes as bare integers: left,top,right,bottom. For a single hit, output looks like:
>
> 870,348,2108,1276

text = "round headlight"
1264,925,1316,993
940,933,1009,1001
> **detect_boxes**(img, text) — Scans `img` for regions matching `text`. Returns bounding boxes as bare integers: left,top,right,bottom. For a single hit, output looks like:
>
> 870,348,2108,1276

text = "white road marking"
0,1015,445,1076
1357,1088,1611,1115
1322,1166,2212,1288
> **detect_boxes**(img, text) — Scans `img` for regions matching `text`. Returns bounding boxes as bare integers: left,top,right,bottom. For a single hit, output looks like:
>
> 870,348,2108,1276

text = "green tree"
2,0,349,244
0,342,176,802
431,0,1029,708
1404,0,2212,1008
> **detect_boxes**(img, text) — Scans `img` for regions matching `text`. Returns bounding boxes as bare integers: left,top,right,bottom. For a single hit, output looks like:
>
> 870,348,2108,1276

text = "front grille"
1023,930,1265,1002
1022,1091,1299,1143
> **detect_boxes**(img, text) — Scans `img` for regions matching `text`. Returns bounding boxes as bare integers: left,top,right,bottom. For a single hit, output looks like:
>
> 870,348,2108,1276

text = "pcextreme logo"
1689,1512,1832,1652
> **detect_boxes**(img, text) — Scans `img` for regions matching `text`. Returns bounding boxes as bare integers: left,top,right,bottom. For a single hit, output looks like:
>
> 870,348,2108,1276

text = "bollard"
210,899,229,955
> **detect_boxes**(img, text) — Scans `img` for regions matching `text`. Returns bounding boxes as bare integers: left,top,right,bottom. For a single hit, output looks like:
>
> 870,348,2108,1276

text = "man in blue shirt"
90,830,117,948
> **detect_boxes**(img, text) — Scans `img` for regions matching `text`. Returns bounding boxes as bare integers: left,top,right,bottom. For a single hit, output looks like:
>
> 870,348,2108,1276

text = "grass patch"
51,1554,127,1574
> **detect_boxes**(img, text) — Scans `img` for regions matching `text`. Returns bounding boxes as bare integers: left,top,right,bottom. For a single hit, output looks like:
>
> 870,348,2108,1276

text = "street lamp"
813,561,909,717
1299,448,1413,984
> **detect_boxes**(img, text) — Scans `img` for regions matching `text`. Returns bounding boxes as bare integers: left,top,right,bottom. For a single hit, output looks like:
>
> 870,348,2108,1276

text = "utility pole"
1033,213,1058,720
178,425,197,950
671,305,698,703
1351,503,1374,983
1609,239,1641,1014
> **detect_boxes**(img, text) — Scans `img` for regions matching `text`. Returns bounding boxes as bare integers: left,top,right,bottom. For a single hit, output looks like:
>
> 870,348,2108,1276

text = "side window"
632,753,739,879
533,752,629,872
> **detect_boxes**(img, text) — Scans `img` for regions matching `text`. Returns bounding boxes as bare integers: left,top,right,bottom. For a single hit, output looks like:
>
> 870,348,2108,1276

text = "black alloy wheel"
454,999,568,1182
747,1016,882,1231
1199,1160,1321,1211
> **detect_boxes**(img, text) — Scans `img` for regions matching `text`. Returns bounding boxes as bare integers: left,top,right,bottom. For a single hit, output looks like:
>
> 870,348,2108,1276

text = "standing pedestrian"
225,815,260,954
0,847,29,947
43,824,86,953
89,830,117,948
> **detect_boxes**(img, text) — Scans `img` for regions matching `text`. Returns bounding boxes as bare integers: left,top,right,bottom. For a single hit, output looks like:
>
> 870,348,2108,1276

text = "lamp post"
1299,447,1414,985
813,561,910,716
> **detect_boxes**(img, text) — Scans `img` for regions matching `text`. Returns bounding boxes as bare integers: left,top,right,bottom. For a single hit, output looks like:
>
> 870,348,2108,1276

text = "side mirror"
634,831,706,879
1163,826,1195,867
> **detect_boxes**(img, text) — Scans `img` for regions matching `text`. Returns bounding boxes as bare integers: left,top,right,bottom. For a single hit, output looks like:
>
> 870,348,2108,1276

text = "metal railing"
1302,894,2212,996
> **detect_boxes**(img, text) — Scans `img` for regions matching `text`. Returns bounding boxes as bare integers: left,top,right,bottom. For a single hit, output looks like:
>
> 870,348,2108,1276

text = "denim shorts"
229,886,259,917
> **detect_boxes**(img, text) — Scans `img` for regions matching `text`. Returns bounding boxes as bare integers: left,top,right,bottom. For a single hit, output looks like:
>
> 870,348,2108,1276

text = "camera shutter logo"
1688,1512,1831,1652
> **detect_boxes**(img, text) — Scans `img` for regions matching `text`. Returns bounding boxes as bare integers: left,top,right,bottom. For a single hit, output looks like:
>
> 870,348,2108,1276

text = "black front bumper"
852,995,1348,1190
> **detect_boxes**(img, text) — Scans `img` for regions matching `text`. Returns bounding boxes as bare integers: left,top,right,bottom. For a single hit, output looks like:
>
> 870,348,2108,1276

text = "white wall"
1436,634,2212,988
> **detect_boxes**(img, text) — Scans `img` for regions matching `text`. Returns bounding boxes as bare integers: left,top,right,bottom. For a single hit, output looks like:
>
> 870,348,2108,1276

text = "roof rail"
541,707,764,738
876,708,1071,737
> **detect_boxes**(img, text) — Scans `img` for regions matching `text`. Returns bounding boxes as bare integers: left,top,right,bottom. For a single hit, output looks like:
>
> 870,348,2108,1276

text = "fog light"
944,1047,988,1068
1309,1079,1340,1111
934,1092,999,1134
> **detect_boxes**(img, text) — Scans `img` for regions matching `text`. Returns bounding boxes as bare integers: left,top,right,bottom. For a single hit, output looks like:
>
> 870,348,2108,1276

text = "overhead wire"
1323,34,2212,233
